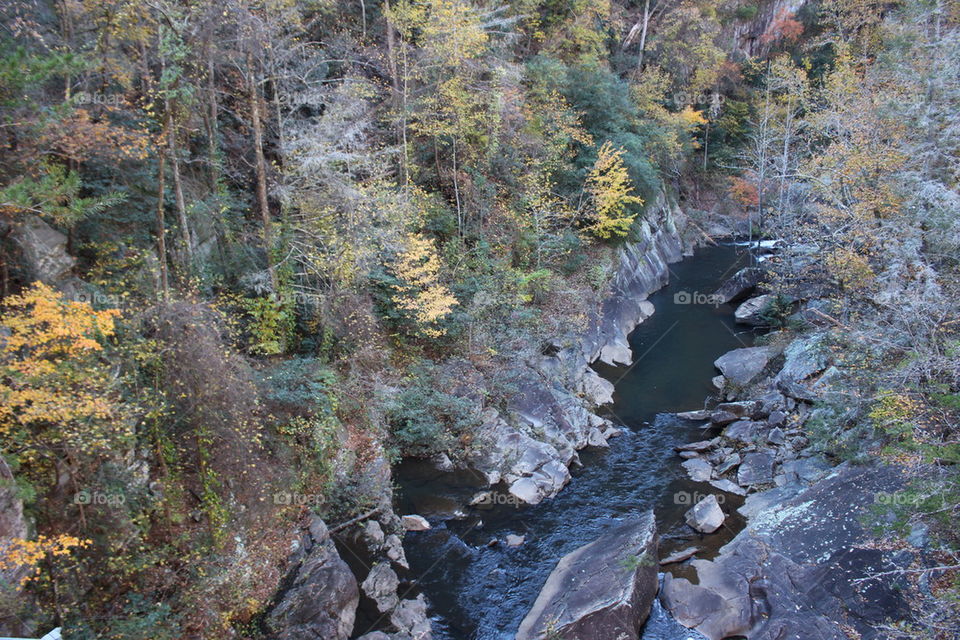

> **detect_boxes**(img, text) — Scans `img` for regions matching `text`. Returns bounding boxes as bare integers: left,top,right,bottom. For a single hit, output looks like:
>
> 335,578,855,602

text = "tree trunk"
156,138,169,299
247,50,278,291
166,108,193,268
206,51,220,190
637,0,651,70
384,0,400,98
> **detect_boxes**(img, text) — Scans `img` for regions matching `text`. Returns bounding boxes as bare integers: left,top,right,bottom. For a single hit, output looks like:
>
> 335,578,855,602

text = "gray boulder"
684,495,725,534
9,215,76,285
776,335,831,384
713,267,763,304
390,594,432,639
516,512,659,640
723,420,761,445
681,458,713,482
714,347,777,386
734,294,776,325
361,563,400,613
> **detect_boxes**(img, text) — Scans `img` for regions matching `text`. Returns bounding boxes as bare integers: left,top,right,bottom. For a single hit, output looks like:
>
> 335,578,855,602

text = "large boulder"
390,595,433,639
737,452,775,487
516,512,659,640
6,215,86,296
713,267,764,304
776,334,831,384
714,346,777,386
268,517,359,640
684,495,725,534
734,294,776,326
361,563,400,613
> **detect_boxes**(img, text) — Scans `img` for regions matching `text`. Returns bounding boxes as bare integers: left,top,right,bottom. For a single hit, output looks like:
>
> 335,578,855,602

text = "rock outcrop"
662,464,915,640
4,214,85,295
664,324,931,639
517,511,659,640
0,459,30,636
712,266,763,304
268,517,359,640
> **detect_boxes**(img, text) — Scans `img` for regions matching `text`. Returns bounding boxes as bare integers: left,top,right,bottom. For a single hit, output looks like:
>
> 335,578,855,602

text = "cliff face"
726,0,809,58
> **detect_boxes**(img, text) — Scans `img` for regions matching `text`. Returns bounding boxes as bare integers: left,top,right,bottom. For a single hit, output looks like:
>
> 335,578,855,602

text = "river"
393,242,757,640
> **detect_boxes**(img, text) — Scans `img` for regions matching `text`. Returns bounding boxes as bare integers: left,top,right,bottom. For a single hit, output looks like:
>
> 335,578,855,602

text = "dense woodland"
0,0,958,637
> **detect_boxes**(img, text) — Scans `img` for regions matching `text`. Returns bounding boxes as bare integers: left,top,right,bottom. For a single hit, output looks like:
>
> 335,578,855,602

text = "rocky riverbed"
267,233,936,640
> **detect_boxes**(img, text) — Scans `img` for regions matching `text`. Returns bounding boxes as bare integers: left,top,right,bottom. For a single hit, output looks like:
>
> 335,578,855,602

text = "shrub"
385,362,478,458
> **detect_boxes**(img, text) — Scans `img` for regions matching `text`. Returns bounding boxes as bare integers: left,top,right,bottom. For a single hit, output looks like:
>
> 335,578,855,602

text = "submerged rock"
675,409,711,420
516,512,659,640
660,547,699,565
505,534,526,547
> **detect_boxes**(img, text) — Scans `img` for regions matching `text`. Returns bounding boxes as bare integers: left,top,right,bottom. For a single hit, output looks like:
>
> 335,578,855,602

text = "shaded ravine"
396,243,757,640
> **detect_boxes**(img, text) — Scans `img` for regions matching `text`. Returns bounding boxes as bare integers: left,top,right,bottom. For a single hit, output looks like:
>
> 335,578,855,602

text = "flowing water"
393,243,757,640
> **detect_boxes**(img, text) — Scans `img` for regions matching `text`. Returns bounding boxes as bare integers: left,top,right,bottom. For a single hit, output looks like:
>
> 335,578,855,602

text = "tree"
0,283,133,487
389,232,458,337
582,141,643,239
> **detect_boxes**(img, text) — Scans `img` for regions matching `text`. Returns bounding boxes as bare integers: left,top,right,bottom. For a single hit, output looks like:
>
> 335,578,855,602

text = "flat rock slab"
737,452,775,487
660,547,699,565
400,514,431,531
708,478,747,496
662,464,916,640
676,409,711,421
516,512,659,640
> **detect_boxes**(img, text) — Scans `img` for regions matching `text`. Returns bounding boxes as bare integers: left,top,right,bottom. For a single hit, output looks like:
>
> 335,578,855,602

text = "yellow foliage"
0,283,133,463
678,106,708,127
0,534,89,586
391,233,458,337
824,247,875,291
584,141,643,239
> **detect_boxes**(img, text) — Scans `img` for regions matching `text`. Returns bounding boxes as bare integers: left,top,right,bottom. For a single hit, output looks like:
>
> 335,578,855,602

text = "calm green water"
390,243,755,640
